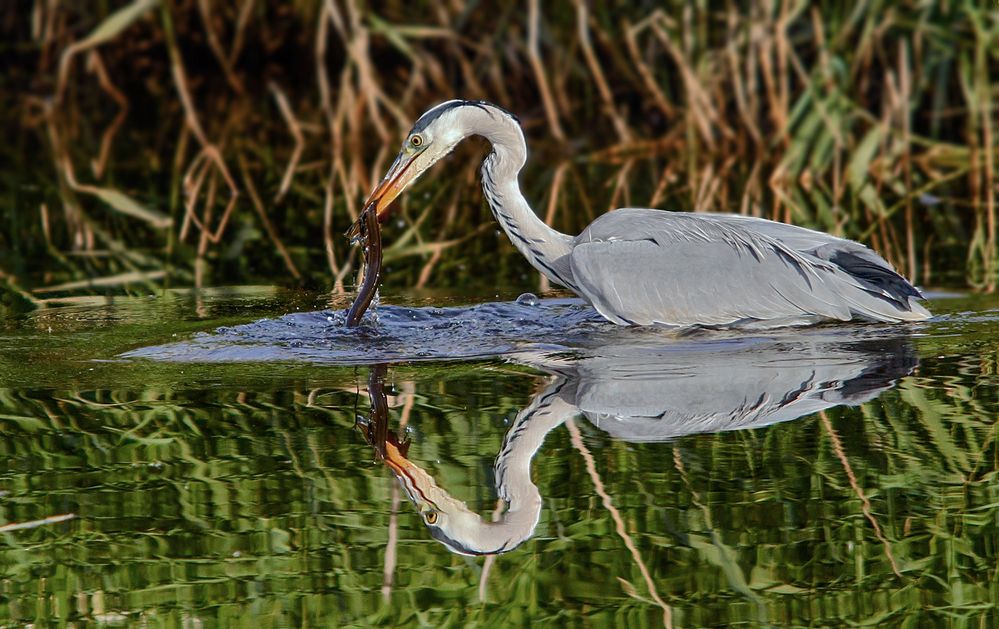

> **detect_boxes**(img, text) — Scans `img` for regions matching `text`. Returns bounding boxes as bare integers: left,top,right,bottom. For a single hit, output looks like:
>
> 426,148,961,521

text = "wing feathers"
569,209,930,326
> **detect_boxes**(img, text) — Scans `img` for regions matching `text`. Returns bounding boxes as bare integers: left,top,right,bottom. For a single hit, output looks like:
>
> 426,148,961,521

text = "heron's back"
567,209,930,327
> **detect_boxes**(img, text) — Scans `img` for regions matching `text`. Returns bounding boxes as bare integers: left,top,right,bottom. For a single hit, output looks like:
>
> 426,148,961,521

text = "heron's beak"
363,153,419,223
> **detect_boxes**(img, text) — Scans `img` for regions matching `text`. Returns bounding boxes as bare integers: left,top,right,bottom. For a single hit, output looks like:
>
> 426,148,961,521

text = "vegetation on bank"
1,0,997,307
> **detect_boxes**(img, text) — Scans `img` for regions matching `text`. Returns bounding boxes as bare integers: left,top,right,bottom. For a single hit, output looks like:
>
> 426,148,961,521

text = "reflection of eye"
410,134,424,148
424,510,438,525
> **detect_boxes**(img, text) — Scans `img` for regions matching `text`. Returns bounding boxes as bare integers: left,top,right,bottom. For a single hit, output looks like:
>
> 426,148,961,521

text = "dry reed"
2,0,996,303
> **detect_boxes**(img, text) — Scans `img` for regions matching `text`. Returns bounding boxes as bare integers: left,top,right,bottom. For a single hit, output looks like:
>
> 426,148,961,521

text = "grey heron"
360,99,931,328
360,331,916,556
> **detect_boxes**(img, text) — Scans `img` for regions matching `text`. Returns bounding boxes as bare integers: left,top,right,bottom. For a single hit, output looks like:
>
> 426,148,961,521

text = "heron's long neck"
480,144,576,290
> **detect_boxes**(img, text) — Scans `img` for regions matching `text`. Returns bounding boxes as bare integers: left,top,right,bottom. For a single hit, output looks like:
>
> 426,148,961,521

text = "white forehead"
409,100,512,138
410,100,464,135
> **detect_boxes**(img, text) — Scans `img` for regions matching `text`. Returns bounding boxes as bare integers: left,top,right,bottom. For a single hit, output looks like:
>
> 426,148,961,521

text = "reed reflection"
358,331,917,556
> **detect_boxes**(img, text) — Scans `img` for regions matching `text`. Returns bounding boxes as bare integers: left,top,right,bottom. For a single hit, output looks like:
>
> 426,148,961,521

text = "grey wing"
709,213,926,302
571,336,917,441
568,238,849,326
704,212,857,251
569,209,927,326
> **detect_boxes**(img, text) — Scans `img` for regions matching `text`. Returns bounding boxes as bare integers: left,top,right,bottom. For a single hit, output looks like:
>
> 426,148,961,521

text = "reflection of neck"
382,374,580,555
494,378,577,519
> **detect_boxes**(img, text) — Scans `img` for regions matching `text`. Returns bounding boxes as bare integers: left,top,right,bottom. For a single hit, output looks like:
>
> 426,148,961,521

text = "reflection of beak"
363,153,418,223
383,440,437,510
383,440,414,476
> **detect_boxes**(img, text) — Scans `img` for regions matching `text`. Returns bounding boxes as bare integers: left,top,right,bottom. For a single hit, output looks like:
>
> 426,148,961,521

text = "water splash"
124,297,607,364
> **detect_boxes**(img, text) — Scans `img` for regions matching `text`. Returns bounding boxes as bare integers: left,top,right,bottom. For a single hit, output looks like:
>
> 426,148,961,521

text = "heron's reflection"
357,330,917,556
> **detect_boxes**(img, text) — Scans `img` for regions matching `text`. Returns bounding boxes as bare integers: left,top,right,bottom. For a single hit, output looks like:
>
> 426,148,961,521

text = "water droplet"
516,292,540,307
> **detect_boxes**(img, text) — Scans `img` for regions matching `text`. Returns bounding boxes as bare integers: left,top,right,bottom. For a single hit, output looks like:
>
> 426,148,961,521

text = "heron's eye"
424,510,438,525
410,134,424,148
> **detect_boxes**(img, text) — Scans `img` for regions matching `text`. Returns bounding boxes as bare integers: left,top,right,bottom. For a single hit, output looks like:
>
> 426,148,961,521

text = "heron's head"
381,436,538,556
361,100,522,224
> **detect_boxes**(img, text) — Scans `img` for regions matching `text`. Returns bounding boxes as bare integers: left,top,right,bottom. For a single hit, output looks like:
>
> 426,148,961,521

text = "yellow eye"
410,134,424,148
424,510,438,525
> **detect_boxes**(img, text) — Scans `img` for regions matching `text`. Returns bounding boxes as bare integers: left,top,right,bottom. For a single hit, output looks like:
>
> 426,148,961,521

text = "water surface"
1,288,998,627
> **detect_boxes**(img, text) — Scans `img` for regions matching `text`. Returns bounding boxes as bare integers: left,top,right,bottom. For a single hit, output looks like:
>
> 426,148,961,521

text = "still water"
1,288,998,626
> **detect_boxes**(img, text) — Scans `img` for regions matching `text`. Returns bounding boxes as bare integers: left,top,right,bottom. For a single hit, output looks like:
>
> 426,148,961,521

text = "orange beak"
364,153,419,222
347,153,420,241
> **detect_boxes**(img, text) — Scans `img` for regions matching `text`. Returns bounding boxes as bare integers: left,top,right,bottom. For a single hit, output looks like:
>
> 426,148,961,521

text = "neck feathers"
469,107,576,289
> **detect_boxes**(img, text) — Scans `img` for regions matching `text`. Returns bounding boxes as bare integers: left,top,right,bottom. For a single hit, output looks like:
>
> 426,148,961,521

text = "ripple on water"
123,298,607,364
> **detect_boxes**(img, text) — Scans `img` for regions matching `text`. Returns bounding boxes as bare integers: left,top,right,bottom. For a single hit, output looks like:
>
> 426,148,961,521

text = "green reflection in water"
1,290,998,627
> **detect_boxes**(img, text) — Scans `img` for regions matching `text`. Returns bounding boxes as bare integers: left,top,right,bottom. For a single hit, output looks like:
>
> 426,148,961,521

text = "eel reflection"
358,333,917,556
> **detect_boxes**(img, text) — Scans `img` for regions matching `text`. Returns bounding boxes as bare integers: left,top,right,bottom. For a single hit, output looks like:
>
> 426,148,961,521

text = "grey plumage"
368,100,931,327
520,330,918,441
570,209,930,326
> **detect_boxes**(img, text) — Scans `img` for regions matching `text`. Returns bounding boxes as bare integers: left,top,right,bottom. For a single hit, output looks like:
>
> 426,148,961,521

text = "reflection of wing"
518,330,917,442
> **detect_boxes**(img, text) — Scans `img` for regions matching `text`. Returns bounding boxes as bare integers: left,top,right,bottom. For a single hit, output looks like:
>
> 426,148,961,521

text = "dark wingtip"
828,250,924,306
